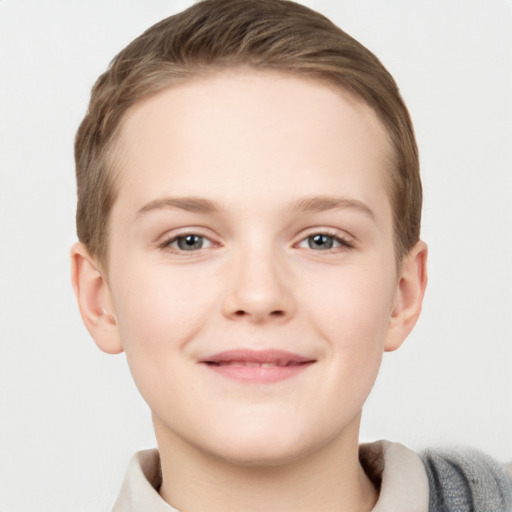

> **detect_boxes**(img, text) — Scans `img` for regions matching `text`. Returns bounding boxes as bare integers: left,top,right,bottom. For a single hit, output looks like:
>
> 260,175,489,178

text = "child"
70,0,512,510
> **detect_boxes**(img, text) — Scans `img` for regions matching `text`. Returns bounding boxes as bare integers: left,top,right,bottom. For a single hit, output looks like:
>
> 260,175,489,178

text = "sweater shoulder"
420,447,512,512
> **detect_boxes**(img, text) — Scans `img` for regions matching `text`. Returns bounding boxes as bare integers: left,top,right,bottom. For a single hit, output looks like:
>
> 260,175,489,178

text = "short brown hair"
75,0,421,267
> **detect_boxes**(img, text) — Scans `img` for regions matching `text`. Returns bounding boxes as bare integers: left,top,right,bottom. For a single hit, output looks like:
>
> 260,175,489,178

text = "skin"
72,69,427,511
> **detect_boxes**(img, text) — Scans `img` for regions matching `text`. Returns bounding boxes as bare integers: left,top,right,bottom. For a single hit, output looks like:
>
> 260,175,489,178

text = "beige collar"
360,441,429,512
113,441,429,511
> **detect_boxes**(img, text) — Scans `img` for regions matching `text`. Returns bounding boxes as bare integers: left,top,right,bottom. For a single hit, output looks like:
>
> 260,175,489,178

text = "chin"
198,416,329,468
212,438,311,468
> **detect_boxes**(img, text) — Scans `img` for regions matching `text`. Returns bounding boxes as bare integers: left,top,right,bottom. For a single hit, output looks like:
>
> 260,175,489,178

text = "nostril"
232,309,285,318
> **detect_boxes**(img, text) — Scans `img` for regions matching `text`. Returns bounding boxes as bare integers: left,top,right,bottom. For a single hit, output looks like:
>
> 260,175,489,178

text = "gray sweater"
421,448,512,512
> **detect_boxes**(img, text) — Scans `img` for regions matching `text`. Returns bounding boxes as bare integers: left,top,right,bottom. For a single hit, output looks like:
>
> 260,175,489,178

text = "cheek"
109,264,214,414
304,265,396,394
308,266,394,347
109,261,219,388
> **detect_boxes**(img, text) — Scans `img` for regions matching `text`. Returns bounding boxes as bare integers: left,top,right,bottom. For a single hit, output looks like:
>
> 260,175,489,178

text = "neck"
154,414,378,512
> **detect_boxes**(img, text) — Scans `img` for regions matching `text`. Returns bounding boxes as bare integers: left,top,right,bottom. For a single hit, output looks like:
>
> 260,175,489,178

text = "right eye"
161,234,213,252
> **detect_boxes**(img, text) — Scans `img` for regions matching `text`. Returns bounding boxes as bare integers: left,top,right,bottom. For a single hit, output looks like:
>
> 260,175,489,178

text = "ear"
70,242,123,354
385,240,428,352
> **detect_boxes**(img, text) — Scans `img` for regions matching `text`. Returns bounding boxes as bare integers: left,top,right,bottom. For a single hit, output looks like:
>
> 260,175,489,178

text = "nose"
222,246,295,324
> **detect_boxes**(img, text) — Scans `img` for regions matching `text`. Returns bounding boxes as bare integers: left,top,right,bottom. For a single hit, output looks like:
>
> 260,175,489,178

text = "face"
104,70,405,465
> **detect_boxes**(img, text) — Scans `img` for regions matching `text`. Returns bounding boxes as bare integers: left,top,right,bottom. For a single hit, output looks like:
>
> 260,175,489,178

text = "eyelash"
158,233,214,252
296,231,354,252
158,230,354,254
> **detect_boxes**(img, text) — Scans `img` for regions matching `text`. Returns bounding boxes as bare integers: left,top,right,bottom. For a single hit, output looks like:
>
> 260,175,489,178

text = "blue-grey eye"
308,234,335,250
176,234,205,251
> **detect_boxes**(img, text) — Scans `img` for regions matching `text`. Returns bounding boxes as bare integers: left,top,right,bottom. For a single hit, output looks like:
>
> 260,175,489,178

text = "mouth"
199,349,316,383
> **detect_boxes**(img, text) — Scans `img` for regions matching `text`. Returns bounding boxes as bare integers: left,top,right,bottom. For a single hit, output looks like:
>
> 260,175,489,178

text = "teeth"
216,361,280,367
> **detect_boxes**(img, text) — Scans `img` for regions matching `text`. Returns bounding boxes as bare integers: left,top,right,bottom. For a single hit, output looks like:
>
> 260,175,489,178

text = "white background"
1,1,511,511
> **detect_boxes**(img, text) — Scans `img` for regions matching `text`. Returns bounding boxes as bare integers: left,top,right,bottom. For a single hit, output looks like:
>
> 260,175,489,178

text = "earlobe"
70,242,124,354
385,240,428,352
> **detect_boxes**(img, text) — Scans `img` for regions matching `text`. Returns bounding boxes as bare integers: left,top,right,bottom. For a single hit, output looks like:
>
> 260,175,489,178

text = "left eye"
167,234,212,251
298,233,348,250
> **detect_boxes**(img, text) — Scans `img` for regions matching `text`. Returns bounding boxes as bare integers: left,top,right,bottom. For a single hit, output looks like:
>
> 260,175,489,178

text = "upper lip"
200,349,316,367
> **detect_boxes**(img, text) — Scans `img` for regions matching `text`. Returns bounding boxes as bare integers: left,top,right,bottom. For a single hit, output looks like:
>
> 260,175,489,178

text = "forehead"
113,69,394,218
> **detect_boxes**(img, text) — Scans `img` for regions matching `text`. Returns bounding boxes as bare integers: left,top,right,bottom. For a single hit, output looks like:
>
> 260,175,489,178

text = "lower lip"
201,362,314,383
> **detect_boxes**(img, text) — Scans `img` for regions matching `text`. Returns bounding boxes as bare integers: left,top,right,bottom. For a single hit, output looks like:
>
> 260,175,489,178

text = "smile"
199,349,316,383
207,361,305,367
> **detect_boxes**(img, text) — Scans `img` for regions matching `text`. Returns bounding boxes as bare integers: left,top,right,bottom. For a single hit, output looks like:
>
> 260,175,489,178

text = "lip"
199,349,316,383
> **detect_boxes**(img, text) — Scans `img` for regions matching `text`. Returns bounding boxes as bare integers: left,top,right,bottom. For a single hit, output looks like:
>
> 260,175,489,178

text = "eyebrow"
291,195,375,219
137,196,222,216
136,194,375,219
